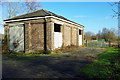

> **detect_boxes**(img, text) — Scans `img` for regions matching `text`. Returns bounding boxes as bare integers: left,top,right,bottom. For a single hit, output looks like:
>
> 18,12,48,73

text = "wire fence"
84,40,118,48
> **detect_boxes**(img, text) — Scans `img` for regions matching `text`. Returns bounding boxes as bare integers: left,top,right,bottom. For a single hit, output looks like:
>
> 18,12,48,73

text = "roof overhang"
4,16,84,27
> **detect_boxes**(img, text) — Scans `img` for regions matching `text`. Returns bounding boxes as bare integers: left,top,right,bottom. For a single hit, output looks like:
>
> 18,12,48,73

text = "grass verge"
2,51,57,57
79,47,120,79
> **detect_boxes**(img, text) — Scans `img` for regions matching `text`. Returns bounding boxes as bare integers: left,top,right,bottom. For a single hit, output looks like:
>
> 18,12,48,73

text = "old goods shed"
4,9,84,53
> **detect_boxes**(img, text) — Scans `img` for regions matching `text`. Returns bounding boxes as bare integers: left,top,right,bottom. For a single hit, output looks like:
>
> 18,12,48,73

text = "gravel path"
2,47,106,79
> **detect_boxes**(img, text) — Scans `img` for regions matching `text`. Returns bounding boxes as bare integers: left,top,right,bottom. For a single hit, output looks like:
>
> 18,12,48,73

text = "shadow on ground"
2,47,105,79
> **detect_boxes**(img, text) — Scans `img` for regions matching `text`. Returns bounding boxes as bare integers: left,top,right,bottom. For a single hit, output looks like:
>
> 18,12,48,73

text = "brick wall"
24,23,29,52
63,25,71,46
24,18,53,52
5,18,83,52
24,19,45,52
31,23,44,50
72,27,78,46
51,18,83,49
46,22,52,50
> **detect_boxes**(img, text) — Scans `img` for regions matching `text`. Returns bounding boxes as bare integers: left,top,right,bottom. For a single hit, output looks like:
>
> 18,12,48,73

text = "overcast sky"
0,2,118,34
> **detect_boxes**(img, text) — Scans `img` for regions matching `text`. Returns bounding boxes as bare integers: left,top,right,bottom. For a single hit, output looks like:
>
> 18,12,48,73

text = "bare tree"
3,0,41,19
84,31,95,40
108,2,120,47
99,28,117,42
22,0,41,13
2,1,22,18
8,2,21,18
0,1,1,6
107,2,118,18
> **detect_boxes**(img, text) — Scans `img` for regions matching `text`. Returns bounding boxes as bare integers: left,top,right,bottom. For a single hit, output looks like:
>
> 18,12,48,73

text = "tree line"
84,28,118,42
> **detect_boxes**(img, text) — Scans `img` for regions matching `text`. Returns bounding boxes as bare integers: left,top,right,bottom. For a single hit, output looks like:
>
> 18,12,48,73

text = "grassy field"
80,47,120,79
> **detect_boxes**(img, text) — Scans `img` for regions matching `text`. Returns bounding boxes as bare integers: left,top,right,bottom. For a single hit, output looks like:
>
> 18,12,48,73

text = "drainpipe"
23,24,25,53
44,18,47,51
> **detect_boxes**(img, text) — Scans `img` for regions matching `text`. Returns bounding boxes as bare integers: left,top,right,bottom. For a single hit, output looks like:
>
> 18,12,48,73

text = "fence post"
86,40,87,47
109,40,111,47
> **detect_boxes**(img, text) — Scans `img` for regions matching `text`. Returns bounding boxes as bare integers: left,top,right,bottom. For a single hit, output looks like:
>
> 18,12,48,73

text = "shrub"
53,45,80,53
43,50,51,54
30,50,51,54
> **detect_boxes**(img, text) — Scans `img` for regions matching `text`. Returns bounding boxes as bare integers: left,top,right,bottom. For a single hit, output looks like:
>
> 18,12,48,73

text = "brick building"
4,9,84,53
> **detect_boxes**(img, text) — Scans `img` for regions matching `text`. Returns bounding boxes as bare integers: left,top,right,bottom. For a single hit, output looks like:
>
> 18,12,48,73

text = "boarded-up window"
54,23,61,32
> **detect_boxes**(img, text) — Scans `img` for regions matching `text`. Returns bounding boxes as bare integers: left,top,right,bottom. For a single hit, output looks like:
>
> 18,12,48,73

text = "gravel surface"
2,47,106,79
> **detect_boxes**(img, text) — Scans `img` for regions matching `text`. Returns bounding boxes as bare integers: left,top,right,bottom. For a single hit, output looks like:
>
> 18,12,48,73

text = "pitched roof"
4,9,84,27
